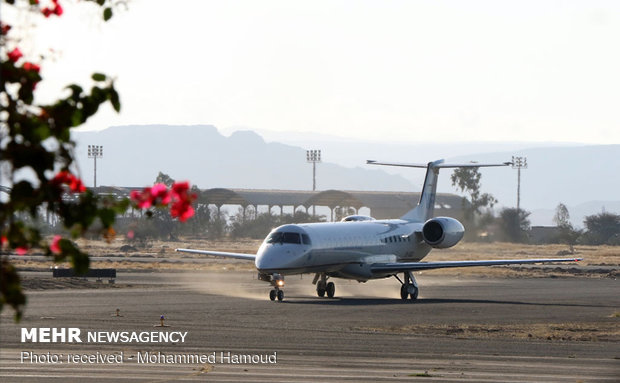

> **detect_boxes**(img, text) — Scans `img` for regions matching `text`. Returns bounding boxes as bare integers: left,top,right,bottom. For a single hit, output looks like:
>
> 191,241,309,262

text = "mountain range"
72,125,619,227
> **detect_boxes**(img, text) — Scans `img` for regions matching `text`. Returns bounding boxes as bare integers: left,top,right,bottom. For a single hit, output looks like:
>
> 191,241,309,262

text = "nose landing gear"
269,288,284,301
266,273,285,301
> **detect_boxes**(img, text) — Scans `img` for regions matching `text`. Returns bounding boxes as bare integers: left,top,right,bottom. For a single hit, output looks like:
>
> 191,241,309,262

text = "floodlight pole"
88,145,103,188
511,156,527,212
306,149,322,216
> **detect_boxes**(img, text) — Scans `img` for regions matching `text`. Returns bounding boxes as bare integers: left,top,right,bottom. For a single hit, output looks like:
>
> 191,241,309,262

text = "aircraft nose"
255,245,301,271
255,246,275,271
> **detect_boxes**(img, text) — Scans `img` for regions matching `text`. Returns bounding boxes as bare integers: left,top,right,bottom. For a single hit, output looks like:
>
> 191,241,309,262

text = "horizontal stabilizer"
371,258,582,273
367,159,511,222
367,160,512,168
175,248,256,261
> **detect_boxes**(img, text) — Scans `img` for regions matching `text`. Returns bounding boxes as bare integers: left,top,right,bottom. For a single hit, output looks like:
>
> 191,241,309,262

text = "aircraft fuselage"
255,220,431,280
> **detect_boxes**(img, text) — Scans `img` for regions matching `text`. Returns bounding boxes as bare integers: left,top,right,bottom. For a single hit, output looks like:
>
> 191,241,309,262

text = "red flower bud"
51,171,86,193
50,235,62,254
23,62,41,73
1,23,11,36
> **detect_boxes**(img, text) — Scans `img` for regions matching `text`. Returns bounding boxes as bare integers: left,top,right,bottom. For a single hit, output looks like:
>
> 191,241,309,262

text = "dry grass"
355,321,620,342
421,242,618,278
10,238,619,277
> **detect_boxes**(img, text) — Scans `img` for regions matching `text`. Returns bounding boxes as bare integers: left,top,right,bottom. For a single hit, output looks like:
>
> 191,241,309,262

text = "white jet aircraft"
177,159,581,301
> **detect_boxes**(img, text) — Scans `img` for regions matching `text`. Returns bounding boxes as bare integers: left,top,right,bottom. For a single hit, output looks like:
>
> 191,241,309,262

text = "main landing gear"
396,271,419,301
313,273,335,298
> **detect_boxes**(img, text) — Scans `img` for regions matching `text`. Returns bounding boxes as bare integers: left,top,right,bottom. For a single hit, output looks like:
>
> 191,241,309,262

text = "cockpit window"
266,232,302,244
301,234,311,245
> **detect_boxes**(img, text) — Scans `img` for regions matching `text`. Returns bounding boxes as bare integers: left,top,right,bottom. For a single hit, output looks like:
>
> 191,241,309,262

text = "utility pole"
306,149,321,216
88,145,103,188
511,156,527,212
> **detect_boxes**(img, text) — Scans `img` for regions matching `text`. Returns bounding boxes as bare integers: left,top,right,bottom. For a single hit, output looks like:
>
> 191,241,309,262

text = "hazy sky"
14,0,620,144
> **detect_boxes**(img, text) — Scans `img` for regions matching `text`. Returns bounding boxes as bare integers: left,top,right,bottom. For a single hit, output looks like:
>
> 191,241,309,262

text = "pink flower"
54,2,63,16
0,235,7,247
130,188,153,209
41,1,63,17
50,235,61,254
171,203,194,222
69,178,86,193
8,48,23,63
169,182,197,221
172,181,190,195
16,247,28,255
131,182,197,222
126,230,135,239
151,183,172,205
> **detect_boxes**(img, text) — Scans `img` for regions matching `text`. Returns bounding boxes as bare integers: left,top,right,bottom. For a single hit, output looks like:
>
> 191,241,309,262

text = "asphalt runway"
1,271,618,382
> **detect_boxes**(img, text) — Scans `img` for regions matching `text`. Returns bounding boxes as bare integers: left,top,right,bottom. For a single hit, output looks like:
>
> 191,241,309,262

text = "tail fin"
367,159,511,222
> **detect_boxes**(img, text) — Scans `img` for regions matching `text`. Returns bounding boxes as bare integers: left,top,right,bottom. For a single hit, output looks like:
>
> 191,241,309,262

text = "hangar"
94,186,464,221
199,188,464,221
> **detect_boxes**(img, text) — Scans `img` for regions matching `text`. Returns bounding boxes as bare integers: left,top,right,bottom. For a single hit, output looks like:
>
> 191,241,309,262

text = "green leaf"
0,258,26,322
66,84,83,99
99,208,116,228
97,0,105,5
67,243,90,275
110,88,121,112
92,73,107,82
103,7,113,21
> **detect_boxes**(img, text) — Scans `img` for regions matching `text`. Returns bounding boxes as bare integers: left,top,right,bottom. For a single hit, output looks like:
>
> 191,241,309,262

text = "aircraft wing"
370,258,582,273
175,248,256,261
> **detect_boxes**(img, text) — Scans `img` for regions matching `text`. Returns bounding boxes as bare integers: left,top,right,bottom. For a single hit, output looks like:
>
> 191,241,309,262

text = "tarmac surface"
1,270,618,382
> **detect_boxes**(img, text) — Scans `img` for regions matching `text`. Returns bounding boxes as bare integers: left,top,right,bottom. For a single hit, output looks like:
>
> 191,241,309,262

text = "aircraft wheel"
269,289,276,301
410,287,419,301
400,284,409,300
316,280,326,297
326,282,335,298
277,290,284,301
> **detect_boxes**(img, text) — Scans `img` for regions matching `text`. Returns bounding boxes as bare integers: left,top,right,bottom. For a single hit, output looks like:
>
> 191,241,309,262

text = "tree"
553,203,571,227
1,0,124,321
497,207,530,243
582,212,620,245
1,1,197,320
451,167,497,237
552,203,580,253
155,172,175,187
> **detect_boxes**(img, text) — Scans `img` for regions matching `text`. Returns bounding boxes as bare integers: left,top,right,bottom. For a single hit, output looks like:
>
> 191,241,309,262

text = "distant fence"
52,268,116,283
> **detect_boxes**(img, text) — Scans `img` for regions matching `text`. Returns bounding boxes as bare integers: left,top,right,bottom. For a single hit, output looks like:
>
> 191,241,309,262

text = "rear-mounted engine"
422,217,464,248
